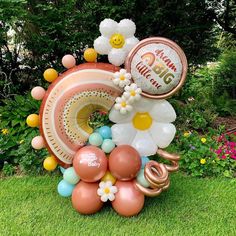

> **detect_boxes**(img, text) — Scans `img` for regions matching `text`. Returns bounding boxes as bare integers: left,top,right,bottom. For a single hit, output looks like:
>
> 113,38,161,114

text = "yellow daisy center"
110,33,125,48
130,90,136,96
104,187,110,194
120,75,125,81
132,112,153,130
121,101,127,107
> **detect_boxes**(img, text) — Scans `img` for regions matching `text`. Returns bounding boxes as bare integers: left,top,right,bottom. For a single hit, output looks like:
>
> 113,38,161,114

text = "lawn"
0,173,235,236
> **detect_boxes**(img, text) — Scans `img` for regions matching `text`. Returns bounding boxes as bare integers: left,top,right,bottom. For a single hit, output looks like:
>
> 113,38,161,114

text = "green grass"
0,174,235,236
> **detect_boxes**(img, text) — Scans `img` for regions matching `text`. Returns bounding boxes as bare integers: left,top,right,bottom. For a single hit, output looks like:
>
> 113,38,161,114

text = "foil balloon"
125,37,187,99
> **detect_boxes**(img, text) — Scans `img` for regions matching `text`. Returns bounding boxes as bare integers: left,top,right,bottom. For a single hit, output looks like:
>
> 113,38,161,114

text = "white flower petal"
118,19,136,38
120,107,127,114
133,96,155,112
99,19,118,37
111,123,137,145
124,73,131,80
123,92,130,98
99,181,106,188
149,122,176,148
120,69,127,74
109,107,134,123
105,181,112,187
101,194,108,202
149,100,176,123
131,131,157,156
97,189,104,196
123,36,139,53
108,48,126,66
108,193,115,201
94,36,111,55
126,105,133,111
110,186,118,193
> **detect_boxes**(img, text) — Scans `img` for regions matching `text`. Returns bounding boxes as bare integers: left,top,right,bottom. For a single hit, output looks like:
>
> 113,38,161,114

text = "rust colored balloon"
112,181,145,217
109,145,141,181
72,181,103,214
73,146,108,182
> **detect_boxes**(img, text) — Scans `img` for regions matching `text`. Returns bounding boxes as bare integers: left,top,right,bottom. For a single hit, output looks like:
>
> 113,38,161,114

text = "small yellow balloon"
43,156,58,171
101,171,116,185
26,114,39,127
84,48,97,62
43,68,58,82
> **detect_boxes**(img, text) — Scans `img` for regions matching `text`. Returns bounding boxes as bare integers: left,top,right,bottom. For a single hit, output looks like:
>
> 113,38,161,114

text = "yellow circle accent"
43,156,58,171
43,68,58,83
104,187,110,194
121,101,126,107
26,114,39,127
109,33,125,48
101,171,116,184
84,48,98,62
132,112,153,130
130,90,136,96
120,75,125,81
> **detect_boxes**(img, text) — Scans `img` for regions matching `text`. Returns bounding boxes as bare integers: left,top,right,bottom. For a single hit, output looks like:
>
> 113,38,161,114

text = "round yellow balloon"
101,171,116,185
43,68,58,82
43,156,58,171
84,48,97,62
26,114,39,127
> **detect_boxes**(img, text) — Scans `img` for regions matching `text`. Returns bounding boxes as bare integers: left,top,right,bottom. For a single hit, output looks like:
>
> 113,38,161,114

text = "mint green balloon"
136,169,150,188
101,139,115,153
89,133,103,146
63,167,80,185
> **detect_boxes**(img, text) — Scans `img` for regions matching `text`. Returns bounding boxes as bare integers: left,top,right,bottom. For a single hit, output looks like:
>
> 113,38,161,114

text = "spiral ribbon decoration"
135,149,180,197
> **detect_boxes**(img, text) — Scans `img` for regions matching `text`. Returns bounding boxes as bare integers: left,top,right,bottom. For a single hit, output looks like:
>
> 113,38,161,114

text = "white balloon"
108,48,126,66
123,36,139,53
109,107,135,123
99,18,118,37
94,36,111,55
149,100,176,123
131,131,157,156
118,19,136,38
132,96,154,112
111,123,136,145
149,122,176,148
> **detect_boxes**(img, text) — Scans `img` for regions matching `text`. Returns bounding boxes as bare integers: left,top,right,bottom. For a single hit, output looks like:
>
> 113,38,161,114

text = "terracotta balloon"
109,145,141,181
72,181,103,214
112,181,144,217
62,54,76,69
73,146,107,182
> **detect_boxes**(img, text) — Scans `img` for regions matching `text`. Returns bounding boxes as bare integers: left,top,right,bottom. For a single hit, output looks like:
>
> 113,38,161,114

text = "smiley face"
109,33,125,48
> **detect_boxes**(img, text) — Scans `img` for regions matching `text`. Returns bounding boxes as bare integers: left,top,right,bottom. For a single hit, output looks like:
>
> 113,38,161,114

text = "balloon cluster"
27,18,187,217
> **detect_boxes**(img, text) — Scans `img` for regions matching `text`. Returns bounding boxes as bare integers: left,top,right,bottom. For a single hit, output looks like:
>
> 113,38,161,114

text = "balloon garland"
27,18,187,217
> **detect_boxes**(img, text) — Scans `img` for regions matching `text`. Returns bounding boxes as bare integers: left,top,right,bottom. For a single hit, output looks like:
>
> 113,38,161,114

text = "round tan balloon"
125,37,188,99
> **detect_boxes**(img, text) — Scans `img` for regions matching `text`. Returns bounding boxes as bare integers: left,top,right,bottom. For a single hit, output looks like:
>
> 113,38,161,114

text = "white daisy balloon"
123,83,142,102
94,18,139,66
114,96,133,114
109,97,176,156
112,69,131,88
97,181,118,202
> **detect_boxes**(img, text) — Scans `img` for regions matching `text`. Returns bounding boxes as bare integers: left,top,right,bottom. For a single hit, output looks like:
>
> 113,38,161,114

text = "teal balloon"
63,167,80,185
59,166,65,174
141,156,150,169
99,126,112,139
57,180,75,197
101,139,115,153
89,133,103,146
136,169,150,188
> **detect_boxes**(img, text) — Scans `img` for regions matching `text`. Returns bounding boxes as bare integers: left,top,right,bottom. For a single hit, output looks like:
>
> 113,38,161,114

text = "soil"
213,116,236,132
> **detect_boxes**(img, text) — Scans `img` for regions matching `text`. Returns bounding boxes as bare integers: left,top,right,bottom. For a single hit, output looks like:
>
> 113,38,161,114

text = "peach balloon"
31,136,45,149
62,54,76,69
72,181,103,214
73,146,107,182
31,86,46,100
109,145,141,181
112,181,145,217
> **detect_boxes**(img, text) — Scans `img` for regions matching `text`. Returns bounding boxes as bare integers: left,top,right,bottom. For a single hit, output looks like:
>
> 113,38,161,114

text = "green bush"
0,94,48,174
167,128,236,178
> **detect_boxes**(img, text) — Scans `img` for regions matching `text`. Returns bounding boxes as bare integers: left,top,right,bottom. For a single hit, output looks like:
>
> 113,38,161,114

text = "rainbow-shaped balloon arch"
26,19,187,217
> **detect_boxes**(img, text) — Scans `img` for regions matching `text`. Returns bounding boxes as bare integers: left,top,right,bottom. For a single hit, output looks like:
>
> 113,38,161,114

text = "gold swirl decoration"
135,149,180,197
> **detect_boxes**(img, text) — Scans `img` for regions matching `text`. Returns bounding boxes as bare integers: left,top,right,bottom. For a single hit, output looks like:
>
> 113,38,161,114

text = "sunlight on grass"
0,174,235,235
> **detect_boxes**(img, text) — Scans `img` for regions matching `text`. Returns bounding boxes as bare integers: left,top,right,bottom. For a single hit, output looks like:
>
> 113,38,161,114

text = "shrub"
0,94,48,174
